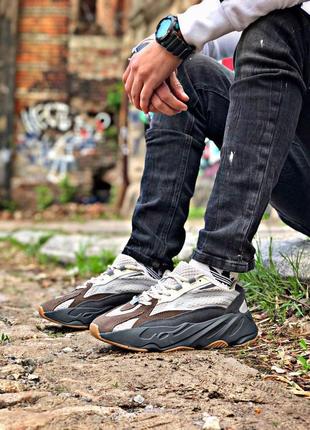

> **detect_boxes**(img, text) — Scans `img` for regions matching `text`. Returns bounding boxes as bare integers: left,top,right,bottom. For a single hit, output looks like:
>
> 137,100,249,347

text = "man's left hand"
123,41,183,114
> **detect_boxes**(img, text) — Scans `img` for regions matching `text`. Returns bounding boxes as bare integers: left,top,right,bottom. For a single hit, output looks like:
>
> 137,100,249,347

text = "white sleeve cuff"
178,0,235,51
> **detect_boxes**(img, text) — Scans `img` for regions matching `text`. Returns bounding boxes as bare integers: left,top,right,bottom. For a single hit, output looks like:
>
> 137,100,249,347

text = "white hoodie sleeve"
178,0,309,50
202,32,241,59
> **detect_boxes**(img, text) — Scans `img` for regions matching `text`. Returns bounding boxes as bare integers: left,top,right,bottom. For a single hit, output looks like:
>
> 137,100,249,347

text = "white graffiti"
21,102,111,135
18,102,113,183
21,102,72,134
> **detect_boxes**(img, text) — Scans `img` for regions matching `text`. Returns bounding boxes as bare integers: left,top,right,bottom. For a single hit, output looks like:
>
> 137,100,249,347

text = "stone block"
40,234,129,263
11,230,50,245
259,238,310,281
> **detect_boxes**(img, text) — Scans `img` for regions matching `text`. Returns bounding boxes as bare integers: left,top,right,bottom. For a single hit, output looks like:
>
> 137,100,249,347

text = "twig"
280,294,310,309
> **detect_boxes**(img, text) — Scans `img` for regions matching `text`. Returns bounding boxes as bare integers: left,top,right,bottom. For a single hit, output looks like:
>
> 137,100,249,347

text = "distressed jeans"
123,7,310,273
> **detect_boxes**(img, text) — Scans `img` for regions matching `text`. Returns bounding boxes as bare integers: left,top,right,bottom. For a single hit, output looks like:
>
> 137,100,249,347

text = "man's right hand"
128,35,189,116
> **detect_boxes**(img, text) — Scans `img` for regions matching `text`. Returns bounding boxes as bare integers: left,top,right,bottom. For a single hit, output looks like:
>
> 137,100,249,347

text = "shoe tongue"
113,254,154,278
171,262,202,280
113,254,140,267
172,262,230,288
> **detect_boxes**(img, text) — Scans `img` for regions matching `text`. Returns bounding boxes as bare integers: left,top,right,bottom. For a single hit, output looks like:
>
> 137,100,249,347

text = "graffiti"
21,102,72,134
17,102,112,183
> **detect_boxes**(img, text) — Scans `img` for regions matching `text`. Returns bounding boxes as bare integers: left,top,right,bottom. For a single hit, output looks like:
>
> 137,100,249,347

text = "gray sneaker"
38,254,159,329
90,262,258,351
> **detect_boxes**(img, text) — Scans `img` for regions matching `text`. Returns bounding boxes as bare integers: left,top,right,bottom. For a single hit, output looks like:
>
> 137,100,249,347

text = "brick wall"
13,0,125,207
15,0,124,112
68,35,122,108
15,0,70,110
0,1,19,198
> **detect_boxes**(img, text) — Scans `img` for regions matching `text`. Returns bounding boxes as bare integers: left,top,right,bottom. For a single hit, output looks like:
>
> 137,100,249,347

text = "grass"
188,206,205,220
240,240,309,323
8,234,53,258
297,339,310,374
5,234,67,267
188,207,272,221
75,248,116,276
0,333,10,344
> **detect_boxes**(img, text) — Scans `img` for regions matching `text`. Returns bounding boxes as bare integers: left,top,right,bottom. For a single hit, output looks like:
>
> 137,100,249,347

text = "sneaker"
38,254,159,329
90,262,258,352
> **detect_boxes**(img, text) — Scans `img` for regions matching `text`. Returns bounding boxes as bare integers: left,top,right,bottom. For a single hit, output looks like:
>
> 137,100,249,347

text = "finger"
149,103,159,114
169,72,189,102
124,72,134,104
140,83,155,114
154,86,183,115
131,77,144,110
151,92,180,116
156,82,188,112
122,65,131,84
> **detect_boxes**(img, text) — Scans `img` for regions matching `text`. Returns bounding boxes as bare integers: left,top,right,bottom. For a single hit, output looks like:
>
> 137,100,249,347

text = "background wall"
10,0,128,208
0,0,199,212
0,1,19,200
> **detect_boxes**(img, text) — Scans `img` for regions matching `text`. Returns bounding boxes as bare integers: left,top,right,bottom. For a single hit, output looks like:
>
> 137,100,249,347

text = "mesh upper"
162,262,229,291
113,254,139,267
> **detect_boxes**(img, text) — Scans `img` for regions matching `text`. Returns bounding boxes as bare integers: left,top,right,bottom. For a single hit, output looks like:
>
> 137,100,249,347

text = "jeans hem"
192,249,255,273
122,247,174,272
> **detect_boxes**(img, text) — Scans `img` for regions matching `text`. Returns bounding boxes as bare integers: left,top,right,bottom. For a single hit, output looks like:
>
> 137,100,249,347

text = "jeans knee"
235,7,302,61
178,54,233,95
234,8,306,88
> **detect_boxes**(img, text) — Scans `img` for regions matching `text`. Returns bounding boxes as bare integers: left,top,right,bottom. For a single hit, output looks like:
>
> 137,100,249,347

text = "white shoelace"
134,272,195,306
76,264,145,289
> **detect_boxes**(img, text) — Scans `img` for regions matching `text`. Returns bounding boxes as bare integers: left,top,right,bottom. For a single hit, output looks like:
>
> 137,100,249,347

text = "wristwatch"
155,15,195,60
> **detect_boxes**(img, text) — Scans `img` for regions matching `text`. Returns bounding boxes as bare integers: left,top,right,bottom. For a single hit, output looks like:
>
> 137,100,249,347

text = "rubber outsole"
37,305,88,330
89,322,258,353
37,293,136,330
90,323,148,352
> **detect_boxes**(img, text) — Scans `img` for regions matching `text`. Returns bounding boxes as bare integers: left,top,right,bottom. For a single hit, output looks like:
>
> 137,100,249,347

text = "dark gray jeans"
123,7,310,273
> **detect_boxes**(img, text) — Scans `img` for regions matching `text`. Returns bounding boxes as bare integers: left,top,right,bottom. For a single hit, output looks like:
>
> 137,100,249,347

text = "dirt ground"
0,243,309,430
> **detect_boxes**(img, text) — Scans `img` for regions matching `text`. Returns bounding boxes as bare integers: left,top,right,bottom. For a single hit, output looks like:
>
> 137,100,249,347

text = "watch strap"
161,34,194,60
156,16,195,60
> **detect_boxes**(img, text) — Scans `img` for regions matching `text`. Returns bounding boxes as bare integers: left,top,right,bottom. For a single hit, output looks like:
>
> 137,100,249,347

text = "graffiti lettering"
21,102,72,134
17,102,112,182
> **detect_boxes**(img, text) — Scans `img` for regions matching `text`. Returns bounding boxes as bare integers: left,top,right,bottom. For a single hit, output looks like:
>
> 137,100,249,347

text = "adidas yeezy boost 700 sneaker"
90,262,258,352
38,254,159,329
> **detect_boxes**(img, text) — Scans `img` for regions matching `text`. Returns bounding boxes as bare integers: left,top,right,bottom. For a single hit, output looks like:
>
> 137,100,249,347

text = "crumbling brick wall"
0,1,19,198
15,0,70,112
13,0,126,208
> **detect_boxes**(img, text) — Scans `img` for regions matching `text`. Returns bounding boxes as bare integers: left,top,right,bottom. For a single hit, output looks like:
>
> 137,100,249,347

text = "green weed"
240,241,309,323
58,176,77,204
188,206,205,220
0,200,17,212
0,333,10,344
297,338,310,374
35,185,54,211
297,355,310,373
75,248,116,276
8,234,53,257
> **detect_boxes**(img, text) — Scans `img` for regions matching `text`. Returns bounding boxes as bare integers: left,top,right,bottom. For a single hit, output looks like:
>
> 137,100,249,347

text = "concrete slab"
40,234,129,263
11,230,50,246
259,238,310,281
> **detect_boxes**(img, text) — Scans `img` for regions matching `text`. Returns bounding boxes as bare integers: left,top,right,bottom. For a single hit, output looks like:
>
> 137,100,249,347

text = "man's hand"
123,41,188,114
149,72,189,116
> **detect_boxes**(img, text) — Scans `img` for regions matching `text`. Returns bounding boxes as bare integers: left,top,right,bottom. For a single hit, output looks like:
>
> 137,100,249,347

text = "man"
39,0,310,352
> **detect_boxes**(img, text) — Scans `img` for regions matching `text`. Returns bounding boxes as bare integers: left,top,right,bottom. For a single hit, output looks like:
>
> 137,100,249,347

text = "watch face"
157,18,172,39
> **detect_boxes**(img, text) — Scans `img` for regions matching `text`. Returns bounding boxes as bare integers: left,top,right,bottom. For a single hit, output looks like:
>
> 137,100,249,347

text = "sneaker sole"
37,293,137,330
37,305,88,330
89,312,259,353
90,323,149,352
